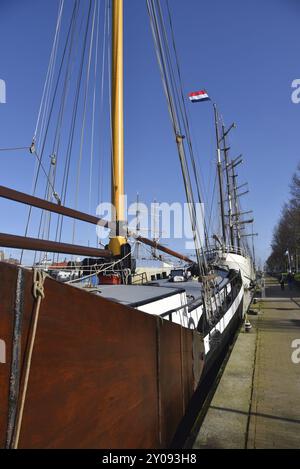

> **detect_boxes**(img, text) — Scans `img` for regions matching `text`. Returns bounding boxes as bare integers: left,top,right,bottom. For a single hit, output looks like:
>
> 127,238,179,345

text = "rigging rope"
98,0,109,208
89,0,101,215
66,248,133,284
147,0,221,325
51,1,80,159
0,146,29,152
55,1,93,255
158,0,211,250
72,0,95,246
31,149,61,203
146,0,206,275
36,2,80,266
207,169,218,236
33,0,65,142
20,1,79,264
53,2,85,261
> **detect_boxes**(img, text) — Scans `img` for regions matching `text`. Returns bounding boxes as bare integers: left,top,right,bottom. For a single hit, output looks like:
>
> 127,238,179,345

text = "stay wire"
33,0,65,141
89,0,101,215
55,0,93,258
147,0,205,274
164,0,210,248
72,0,95,246
20,1,79,264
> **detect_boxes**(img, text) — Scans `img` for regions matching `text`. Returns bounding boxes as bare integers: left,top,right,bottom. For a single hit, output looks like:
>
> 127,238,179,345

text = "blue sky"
0,0,299,266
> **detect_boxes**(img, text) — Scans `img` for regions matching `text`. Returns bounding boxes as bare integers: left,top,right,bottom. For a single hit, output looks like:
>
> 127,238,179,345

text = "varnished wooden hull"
0,262,204,448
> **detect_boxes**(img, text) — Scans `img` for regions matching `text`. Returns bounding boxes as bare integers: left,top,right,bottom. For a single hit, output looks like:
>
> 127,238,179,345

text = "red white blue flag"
188,90,210,103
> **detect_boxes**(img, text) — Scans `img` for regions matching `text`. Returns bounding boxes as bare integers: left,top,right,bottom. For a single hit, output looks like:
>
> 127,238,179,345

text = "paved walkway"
193,277,300,449
262,275,300,299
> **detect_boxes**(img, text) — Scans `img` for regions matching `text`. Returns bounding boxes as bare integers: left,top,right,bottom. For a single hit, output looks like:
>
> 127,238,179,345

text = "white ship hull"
219,251,255,290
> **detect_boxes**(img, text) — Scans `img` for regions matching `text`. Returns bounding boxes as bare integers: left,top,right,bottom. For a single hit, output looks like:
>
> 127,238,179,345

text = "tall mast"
213,104,226,245
231,164,241,249
221,124,234,248
135,192,141,259
109,0,126,256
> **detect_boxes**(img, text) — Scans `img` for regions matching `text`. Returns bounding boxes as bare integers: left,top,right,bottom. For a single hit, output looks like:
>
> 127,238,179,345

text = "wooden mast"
213,103,226,245
109,0,126,256
222,123,235,248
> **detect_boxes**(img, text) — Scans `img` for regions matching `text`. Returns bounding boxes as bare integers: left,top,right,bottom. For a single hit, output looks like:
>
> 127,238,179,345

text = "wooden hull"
0,262,204,449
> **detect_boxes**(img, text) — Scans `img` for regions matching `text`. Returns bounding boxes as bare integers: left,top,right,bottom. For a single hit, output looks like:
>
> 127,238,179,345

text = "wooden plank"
0,185,194,263
136,236,193,263
0,185,111,229
0,233,111,258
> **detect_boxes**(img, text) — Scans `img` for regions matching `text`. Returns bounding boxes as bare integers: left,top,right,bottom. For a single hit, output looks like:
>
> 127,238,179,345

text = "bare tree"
266,164,300,272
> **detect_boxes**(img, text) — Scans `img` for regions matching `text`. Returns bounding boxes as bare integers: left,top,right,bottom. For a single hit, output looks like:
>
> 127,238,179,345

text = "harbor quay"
192,276,300,449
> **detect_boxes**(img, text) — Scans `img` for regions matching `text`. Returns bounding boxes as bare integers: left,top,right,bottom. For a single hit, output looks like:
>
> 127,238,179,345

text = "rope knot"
32,269,47,300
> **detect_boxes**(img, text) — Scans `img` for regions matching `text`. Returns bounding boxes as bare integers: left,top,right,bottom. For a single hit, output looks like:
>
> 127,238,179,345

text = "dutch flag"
188,90,210,103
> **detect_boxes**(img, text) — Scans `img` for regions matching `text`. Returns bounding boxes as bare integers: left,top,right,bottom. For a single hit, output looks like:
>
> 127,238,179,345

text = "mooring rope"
12,269,47,449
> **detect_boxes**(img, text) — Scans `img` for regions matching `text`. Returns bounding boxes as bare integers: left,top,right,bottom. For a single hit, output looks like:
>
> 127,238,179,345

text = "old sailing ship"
205,101,256,291
0,0,252,448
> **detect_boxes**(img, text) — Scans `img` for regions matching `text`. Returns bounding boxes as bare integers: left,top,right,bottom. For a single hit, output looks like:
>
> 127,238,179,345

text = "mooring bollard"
244,314,252,332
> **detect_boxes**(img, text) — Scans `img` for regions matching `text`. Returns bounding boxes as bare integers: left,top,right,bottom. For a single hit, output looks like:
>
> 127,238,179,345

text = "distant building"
6,257,19,266
0,251,20,265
